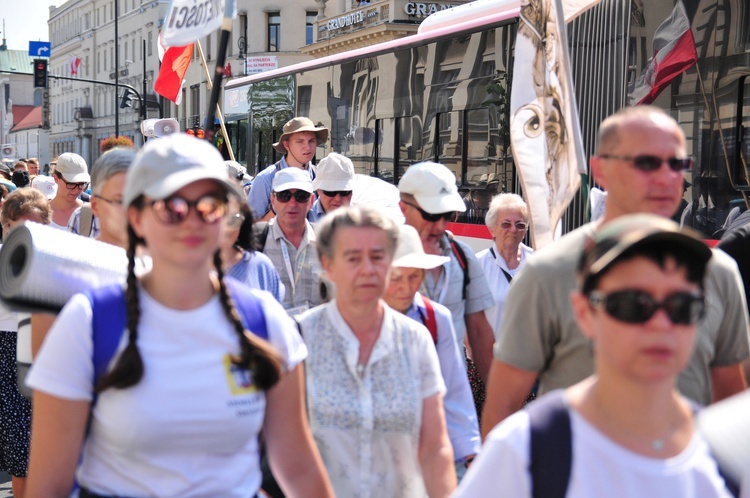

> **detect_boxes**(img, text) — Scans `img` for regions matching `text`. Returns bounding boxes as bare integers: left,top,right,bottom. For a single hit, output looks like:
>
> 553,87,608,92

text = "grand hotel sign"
325,2,456,34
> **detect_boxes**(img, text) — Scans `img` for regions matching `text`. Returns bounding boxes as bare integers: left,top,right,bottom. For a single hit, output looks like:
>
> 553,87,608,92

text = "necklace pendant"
356,363,365,376
651,439,665,452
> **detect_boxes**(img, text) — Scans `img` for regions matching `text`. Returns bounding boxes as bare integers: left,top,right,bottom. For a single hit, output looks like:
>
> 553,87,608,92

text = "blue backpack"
528,391,740,498
85,277,269,392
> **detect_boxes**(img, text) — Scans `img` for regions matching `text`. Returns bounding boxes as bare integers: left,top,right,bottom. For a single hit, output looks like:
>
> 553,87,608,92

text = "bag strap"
80,203,94,237
86,284,128,395
419,295,439,345
226,277,268,340
447,234,470,300
528,390,572,498
252,222,271,252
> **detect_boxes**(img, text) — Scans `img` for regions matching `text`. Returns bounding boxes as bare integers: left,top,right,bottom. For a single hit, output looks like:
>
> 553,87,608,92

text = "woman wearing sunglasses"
25,135,333,498
455,215,736,497
476,193,533,335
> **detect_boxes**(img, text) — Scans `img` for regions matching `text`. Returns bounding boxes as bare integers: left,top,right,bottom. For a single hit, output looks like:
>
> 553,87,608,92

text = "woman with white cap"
384,224,481,483
25,135,333,498
297,205,456,498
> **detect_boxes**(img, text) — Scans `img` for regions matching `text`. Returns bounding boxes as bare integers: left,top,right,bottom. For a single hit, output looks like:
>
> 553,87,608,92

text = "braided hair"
96,198,282,393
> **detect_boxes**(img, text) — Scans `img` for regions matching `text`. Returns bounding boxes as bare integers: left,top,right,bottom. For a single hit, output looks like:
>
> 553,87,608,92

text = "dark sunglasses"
321,190,353,198
403,201,455,223
275,190,312,204
148,194,227,225
588,289,705,325
599,154,693,172
499,220,528,231
56,174,89,191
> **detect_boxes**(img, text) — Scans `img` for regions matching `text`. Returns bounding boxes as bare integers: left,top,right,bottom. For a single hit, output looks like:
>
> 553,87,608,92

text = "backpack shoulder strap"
252,222,271,252
85,284,127,393
527,390,572,498
420,295,439,345
80,203,94,237
226,277,268,340
447,234,470,300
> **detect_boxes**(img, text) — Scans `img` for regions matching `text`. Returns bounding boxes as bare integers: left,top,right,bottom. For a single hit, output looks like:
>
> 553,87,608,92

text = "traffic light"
33,59,48,88
120,89,137,109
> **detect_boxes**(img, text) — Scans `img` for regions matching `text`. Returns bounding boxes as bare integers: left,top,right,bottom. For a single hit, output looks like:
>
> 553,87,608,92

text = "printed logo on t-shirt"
223,354,259,395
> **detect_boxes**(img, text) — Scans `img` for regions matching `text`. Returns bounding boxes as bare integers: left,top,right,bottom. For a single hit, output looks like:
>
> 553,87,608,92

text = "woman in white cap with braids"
25,134,333,498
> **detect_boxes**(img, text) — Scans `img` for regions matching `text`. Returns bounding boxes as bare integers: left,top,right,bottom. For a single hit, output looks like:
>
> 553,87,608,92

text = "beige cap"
55,153,90,183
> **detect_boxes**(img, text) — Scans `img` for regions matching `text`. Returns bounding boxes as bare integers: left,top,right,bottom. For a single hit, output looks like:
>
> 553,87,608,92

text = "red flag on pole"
629,1,697,106
68,55,81,75
154,44,194,104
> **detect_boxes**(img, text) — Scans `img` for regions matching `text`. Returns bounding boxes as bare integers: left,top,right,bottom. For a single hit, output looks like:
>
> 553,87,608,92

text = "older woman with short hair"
476,193,533,335
297,205,456,497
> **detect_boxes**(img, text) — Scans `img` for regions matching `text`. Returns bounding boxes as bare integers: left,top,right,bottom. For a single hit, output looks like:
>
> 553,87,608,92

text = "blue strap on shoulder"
528,390,571,498
85,284,128,393
225,277,268,341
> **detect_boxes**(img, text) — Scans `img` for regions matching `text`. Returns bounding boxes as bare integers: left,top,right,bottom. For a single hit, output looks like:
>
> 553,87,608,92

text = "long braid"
96,225,145,392
213,251,282,390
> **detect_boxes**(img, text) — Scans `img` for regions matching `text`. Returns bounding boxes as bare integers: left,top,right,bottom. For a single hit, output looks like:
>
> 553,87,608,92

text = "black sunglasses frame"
321,190,353,198
403,200,456,223
599,154,693,172
587,289,705,325
275,190,312,204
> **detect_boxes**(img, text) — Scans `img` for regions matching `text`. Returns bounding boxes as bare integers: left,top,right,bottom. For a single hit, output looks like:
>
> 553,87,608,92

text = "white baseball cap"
55,152,90,183
272,167,314,193
124,134,244,207
392,224,450,269
313,153,356,192
31,175,58,200
398,162,466,214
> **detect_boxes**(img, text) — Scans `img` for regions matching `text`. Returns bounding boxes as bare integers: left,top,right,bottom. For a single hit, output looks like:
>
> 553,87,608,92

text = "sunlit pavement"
0,471,10,497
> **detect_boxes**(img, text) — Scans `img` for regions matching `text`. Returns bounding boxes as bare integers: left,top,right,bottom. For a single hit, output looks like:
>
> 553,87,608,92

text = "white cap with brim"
398,161,466,214
55,152,91,183
272,167,314,193
124,134,244,207
392,224,450,270
313,153,356,191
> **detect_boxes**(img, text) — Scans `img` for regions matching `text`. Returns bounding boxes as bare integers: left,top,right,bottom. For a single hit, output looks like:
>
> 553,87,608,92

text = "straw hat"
273,117,329,153
392,224,450,270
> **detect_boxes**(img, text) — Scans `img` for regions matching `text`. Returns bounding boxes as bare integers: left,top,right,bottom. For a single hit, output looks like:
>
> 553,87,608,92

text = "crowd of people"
0,105,746,497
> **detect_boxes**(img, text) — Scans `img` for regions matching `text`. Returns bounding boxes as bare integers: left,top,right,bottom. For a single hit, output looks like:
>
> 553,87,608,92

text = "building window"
267,12,280,52
306,11,316,45
148,31,153,56
85,55,90,76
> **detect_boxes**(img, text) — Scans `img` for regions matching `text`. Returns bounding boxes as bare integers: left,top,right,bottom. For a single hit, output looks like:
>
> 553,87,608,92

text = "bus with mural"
223,0,750,246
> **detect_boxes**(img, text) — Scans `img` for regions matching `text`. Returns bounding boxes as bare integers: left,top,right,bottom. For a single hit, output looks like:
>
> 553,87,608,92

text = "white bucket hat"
31,175,58,200
398,162,466,214
392,224,450,269
313,153,356,192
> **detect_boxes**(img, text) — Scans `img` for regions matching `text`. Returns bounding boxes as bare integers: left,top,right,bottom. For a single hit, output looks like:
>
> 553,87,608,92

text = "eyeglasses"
599,154,693,172
226,212,245,229
588,289,705,325
321,190,353,198
57,175,89,191
403,201,455,223
148,194,227,225
275,190,312,204
499,220,528,231
95,195,123,206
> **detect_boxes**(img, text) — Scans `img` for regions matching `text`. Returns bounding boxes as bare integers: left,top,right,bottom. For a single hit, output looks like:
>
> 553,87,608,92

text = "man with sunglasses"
262,167,325,314
247,117,328,223
398,162,496,386
482,105,750,438
48,152,91,231
308,152,356,222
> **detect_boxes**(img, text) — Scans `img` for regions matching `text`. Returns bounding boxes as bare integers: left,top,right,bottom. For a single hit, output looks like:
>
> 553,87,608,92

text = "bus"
223,0,750,247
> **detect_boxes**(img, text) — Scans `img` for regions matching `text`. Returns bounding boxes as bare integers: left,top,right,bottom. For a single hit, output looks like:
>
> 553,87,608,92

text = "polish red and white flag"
68,55,82,75
629,1,697,105
154,33,193,105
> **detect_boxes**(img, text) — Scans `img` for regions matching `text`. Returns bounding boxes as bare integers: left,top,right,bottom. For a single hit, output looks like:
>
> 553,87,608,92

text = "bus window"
437,111,463,184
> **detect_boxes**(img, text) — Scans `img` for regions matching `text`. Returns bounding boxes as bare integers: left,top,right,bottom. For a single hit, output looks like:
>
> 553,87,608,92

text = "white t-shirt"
453,403,734,498
28,286,306,497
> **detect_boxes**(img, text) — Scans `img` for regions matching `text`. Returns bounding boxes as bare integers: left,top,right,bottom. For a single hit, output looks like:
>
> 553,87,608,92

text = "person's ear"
571,290,596,341
128,205,145,239
590,156,608,190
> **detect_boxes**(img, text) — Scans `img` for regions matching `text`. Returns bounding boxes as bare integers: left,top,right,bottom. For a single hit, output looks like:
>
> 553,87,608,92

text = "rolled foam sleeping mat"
0,221,127,313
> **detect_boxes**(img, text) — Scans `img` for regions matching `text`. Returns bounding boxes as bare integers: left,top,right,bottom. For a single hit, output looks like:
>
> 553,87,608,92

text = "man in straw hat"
384,224,480,482
247,117,328,222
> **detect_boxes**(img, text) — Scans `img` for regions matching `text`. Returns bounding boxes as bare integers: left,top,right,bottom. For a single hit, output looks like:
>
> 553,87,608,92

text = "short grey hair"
485,193,529,228
316,205,399,263
90,148,136,195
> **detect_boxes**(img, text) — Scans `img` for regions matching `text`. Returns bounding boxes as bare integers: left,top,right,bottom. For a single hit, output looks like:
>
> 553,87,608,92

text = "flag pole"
196,40,235,161
694,61,750,209
203,14,232,144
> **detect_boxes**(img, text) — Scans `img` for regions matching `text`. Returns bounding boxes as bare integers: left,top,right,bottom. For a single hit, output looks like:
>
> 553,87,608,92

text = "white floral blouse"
298,300,445,498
